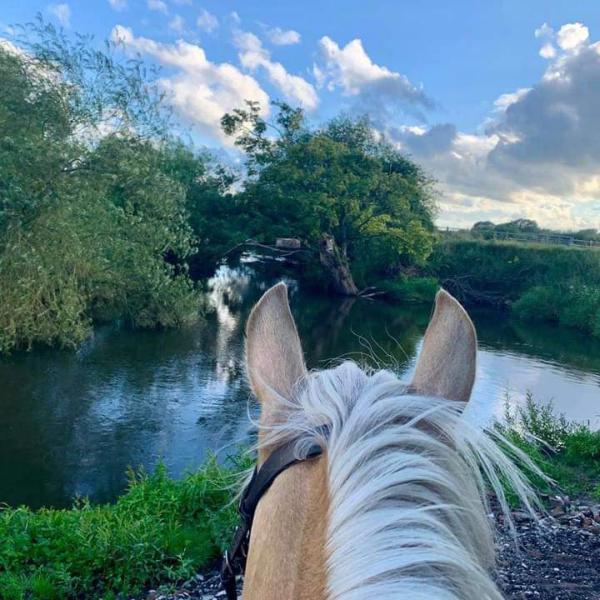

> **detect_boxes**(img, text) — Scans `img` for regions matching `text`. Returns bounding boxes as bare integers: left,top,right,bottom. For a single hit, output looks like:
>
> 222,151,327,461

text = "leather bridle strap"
220,440,324,600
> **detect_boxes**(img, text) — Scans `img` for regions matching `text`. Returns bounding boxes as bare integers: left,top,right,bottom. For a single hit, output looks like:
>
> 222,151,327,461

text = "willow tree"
0,21,200,352
222,102,437,295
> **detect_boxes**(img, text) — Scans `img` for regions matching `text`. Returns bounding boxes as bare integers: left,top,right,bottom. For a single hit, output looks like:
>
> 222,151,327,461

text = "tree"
221,102,436,295
0,21,199,352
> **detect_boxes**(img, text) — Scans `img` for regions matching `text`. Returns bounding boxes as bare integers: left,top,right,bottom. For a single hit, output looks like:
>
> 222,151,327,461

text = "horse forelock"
256,361,539,600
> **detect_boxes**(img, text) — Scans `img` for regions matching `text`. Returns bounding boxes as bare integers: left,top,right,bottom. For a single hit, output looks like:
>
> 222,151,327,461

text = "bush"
512,286,560,322
500,394,600,498
430,240,600,336
0,456,250,599
378,276,439,304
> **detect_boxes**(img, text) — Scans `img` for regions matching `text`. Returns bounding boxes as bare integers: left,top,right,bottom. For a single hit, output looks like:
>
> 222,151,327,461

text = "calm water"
1,263,600,509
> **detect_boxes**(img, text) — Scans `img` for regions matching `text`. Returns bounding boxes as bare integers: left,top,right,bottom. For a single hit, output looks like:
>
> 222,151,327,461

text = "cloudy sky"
3,0,600,230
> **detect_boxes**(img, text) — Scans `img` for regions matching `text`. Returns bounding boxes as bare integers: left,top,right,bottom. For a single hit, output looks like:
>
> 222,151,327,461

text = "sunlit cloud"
110,25,270,144
235,30,318,110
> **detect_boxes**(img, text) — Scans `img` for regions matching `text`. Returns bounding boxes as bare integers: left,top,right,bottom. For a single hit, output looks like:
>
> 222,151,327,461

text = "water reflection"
0,263,598,508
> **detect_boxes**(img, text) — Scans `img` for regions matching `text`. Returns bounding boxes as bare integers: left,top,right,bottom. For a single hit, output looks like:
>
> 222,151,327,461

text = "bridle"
220,439,325,600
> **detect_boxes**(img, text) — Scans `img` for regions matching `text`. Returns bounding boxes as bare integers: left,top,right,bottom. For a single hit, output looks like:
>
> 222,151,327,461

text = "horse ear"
246,282,307,418
410,289,476,403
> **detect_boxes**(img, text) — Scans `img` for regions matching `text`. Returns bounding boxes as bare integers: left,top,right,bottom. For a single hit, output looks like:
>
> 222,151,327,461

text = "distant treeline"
470,219,599,244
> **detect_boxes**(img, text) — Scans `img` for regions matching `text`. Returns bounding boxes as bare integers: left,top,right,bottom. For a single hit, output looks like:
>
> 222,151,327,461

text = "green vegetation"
0,457,249,600
497,393,600,500
0,22,438,353
377,275,439,304
0,22,222,353
472,218,600,244
430,239,600,336
221,101,436,295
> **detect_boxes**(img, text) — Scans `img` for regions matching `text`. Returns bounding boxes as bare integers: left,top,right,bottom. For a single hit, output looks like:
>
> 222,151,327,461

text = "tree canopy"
222,101,437,293
0,22,200,352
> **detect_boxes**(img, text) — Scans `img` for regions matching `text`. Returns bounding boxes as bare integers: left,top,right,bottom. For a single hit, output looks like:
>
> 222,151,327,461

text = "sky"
3,0,600,230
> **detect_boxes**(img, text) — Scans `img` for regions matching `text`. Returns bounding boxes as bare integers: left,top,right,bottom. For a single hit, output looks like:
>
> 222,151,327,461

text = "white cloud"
168,14,185,33
108,0,127,11
535,23,553,39
493,87,531,112
539,43,556,59
315,36,433,122
197,9,218,33
235,30,318,110
147,0,168,15
267,27,301,46
110,25,269,144
557,22,589,51
391,22,600,230
48,3,71,27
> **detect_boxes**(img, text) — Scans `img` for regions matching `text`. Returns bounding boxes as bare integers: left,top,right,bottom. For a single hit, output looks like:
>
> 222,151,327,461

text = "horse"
239,283,539,600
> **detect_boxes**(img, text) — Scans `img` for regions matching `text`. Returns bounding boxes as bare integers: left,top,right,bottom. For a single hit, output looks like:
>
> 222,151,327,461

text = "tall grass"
0,456,250,600
497,393,600,500
430,240,600,336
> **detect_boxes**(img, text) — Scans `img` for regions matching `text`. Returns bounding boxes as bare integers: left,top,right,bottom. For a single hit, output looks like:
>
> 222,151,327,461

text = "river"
1,263,599,508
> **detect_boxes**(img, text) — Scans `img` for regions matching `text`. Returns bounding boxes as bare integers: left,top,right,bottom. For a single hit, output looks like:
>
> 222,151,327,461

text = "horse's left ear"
410,289,477,403
246,282,307,420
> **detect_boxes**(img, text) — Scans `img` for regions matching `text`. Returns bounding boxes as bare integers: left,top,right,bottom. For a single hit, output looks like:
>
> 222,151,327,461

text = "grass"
496,392,600,501
0,455,251,600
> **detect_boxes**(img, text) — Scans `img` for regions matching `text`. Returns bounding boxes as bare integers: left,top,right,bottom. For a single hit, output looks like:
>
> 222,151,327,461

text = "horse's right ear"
410,289,477,403
246,283,307,420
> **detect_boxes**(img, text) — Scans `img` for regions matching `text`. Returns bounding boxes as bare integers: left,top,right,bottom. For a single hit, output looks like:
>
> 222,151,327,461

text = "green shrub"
512,286,560,322
0,455,251,599
559,285,600,331
430,240,600,336
378,276,439,304
500,394,600,498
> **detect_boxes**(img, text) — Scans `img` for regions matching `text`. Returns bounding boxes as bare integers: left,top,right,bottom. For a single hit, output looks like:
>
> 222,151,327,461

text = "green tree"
0,21,199,352
159,142,249,277
222,101,436,294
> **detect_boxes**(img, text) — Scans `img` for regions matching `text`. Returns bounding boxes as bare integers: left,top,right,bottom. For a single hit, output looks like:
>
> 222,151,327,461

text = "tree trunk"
318,234,358,296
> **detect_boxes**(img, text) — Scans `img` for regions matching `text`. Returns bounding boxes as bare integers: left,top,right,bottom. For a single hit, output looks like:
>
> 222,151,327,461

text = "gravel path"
495,498,600,600
143,498,600,600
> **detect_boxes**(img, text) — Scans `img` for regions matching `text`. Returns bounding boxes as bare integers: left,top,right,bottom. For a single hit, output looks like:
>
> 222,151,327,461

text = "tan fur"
411,289,477,402
243,458,329,600
242,284,477,600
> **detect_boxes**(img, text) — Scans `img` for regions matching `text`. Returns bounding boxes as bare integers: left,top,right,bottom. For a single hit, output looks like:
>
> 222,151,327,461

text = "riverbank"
125,498,600,600
2,399,599,599
426,239,600,338
0,457,248,600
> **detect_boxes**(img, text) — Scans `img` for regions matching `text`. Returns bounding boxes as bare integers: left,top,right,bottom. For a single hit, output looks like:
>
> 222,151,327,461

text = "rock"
513,510,534,523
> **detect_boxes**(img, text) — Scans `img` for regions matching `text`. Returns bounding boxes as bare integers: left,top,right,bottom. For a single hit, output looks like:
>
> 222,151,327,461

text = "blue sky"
3,0,600,229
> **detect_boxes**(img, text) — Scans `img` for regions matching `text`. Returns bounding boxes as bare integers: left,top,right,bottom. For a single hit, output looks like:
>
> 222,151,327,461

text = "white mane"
261,361,540,600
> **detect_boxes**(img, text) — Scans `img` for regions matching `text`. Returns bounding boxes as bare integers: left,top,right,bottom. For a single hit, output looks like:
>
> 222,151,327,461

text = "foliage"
0,21,201,352
472,219,540,238
430,240,600,336
499,394,600,499
0,455,251,600
377,276,439,304
221,101,437,290
159,143,248,278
